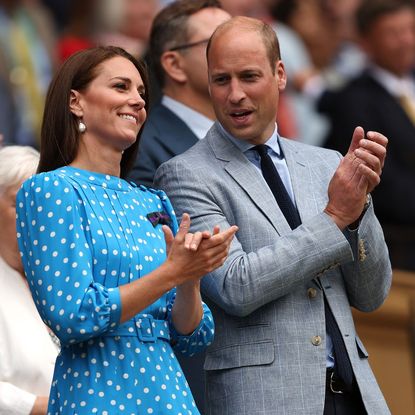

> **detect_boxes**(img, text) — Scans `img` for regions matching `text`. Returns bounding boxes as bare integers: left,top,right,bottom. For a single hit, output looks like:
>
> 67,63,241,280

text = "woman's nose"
128,91,146,109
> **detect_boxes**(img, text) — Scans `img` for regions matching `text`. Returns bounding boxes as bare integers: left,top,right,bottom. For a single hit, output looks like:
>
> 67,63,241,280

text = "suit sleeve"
155,156,392,318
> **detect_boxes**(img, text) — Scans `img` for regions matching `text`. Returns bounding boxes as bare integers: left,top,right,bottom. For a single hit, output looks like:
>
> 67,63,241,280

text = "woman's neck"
70,139,123,177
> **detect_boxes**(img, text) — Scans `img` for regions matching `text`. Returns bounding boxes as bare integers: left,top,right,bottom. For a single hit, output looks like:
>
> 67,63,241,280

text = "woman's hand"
119,214,237,323
162,213,238,285
164,213,238,334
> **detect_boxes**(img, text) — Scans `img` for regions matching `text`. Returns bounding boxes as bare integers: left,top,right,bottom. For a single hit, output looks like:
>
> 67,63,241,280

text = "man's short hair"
356,0,415,35
150,0,222,87
207,16,281,75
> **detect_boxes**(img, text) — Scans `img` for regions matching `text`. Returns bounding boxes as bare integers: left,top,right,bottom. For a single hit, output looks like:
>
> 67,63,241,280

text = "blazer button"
311,335,322,346
307,288,317,298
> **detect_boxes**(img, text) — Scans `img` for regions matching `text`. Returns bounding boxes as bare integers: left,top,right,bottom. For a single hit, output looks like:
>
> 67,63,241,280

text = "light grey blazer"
155,123,392,415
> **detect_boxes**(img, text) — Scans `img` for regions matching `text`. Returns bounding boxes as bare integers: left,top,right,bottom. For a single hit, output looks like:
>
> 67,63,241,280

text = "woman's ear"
69,89,83,117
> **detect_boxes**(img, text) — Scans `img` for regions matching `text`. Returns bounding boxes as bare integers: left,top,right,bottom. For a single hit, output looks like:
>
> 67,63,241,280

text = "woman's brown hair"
37,46,149,178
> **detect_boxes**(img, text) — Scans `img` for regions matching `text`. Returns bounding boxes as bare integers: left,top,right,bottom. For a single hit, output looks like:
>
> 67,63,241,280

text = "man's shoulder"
143,102,196,136
318,71,382,116
280,136,340,158
157,125,223,169
328,71,383,99
162,134,212,164
140,102,199,152
144,103,178,127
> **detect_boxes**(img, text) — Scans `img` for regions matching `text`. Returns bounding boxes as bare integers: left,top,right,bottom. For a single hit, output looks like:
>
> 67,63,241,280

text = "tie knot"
253,144,269,158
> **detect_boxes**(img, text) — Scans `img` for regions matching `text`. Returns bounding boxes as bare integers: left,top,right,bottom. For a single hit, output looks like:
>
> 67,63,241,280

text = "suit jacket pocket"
355,335,369,358
204,340,274,371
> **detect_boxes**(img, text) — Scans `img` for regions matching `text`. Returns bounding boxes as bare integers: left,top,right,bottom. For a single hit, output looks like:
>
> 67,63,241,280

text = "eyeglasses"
169,38,210,52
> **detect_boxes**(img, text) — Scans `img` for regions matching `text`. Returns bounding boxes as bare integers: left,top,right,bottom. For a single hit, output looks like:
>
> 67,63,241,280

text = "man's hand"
324,126,388,229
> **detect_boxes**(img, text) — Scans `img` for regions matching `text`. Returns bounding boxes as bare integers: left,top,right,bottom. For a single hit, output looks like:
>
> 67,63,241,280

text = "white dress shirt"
0,255,58,415
370,64,415,99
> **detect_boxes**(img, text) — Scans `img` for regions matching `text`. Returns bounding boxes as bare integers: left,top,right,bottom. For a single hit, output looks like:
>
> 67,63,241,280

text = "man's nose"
228,79,246,103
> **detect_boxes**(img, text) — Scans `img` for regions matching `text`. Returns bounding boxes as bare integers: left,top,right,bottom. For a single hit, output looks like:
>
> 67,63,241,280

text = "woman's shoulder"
21,167,72,188
129,182,169,200
18,167,79,205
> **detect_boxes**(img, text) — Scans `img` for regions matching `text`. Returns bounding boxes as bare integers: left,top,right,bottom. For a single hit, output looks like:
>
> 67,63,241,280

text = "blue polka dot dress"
16,166,214,415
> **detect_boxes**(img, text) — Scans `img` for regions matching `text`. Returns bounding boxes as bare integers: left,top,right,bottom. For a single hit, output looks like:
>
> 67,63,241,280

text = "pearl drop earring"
78,120,86,133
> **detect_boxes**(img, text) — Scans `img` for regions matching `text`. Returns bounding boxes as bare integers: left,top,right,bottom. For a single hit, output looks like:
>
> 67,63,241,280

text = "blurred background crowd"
0,0,414,272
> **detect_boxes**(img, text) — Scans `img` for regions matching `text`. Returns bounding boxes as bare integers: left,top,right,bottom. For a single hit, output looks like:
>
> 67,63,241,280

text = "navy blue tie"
254,144,354,387
253,145,301,229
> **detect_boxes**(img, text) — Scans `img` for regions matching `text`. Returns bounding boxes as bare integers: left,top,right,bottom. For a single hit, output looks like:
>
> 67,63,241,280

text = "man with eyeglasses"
129,0,230,187
128,1,230,413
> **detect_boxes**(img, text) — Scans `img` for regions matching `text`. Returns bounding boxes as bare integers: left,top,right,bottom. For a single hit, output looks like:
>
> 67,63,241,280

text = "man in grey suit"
128,0,230,186
155,16,392,415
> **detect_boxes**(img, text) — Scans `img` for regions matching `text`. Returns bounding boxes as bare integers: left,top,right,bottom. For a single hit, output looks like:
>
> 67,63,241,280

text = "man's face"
208,28,286,145
363,7,415,76
179,7,231,98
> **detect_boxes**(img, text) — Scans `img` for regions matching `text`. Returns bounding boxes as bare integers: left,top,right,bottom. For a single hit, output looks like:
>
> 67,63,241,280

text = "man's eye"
213,77,228,85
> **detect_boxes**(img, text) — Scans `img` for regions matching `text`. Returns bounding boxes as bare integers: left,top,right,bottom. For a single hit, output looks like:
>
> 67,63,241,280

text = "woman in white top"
0,146,59,415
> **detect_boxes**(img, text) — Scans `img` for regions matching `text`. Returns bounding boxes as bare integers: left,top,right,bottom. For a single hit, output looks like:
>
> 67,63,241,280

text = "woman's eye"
115,83,127,90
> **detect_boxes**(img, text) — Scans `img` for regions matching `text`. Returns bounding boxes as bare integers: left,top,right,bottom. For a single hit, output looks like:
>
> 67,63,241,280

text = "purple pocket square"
146,211,171,227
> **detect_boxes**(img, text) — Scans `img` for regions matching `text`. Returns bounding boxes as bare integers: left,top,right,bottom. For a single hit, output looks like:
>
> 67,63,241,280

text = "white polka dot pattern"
16,166,214,414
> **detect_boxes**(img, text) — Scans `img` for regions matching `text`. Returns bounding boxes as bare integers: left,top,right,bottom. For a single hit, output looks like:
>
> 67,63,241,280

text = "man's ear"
69,89,83,117
275,60,287,91
160,51,188,84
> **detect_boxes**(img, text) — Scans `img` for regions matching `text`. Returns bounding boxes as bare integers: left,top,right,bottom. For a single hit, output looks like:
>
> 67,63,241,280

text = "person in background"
56,0,97,62
0,145,59,415
15,46,237,414
319,0,415,271
98,0,160,59
219,0,269,18
128,0,230,188
128,4,231,409
0,0,56,147
155,16,392,415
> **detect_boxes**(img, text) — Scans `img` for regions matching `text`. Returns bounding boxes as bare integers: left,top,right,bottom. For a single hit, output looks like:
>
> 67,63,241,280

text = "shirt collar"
218,122,283,158
370,64,415,98
162,95,214,139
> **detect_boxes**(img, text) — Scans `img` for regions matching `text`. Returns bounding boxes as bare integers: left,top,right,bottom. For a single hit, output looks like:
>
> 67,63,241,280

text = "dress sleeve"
16,173,121,346
166,290,215,357
153,189,215,355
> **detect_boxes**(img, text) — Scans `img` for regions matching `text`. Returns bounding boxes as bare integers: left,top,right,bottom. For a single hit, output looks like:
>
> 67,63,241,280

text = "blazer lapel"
280,138,328,221
206,125,292,235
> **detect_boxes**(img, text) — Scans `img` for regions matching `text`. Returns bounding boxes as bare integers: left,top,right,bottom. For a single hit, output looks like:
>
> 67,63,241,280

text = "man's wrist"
348,194,371,231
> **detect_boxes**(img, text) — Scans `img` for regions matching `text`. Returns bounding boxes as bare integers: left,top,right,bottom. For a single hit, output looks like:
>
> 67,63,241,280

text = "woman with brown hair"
16,46,237,414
